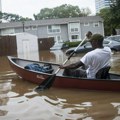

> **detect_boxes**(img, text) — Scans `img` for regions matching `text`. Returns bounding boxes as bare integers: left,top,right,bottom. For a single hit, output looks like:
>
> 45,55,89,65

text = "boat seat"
95,66,111,79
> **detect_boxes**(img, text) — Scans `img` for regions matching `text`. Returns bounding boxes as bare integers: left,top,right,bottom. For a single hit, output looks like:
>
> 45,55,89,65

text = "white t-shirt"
80,47,112,78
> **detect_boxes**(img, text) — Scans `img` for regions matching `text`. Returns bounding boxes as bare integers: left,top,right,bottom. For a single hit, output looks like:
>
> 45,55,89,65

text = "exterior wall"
15,27,24,33
15,26,39,36
15,25,48,38
80,21,104,39
37,26,48,38
14,24,69,42
0,16,104,43
1,28,15,35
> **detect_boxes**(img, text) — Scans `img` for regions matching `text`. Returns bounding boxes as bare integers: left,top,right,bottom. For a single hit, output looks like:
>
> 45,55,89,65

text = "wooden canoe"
7,56,120,91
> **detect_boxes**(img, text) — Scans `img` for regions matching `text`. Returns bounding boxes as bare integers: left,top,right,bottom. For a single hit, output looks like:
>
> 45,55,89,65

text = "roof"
0,16,103,29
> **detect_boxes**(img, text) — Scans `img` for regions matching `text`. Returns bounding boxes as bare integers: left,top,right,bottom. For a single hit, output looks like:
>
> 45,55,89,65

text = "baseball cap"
90,34,104,42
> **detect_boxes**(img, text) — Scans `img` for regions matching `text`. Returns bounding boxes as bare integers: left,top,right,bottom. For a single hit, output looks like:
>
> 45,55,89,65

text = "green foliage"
65,41,80,47
98,8,112,36
98,0,120,36
110,0,120,28
34,4,91,20
0,12,32,22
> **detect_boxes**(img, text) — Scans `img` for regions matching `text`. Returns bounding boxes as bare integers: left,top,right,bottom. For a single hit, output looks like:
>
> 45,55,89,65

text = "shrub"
64,41,81,47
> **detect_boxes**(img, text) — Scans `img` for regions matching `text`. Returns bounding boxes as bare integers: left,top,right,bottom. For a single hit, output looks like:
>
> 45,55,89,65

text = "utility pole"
0,0,2,13
22,21,25,32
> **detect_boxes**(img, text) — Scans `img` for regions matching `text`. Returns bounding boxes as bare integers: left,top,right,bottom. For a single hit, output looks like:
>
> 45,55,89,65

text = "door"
22,40,30,59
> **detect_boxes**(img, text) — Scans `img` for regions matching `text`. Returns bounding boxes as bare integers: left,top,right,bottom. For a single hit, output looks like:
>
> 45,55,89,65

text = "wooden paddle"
35,32,92,91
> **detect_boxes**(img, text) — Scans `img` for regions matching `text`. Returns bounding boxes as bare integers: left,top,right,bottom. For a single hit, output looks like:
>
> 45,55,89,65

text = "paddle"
35,32,92,92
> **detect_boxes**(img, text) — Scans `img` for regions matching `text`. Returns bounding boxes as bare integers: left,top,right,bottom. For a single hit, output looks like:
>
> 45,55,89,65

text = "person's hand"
86,31,92,39
59,65,66,69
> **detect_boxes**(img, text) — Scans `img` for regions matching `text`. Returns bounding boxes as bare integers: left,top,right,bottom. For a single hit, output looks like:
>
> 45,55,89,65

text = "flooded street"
0,50,120,120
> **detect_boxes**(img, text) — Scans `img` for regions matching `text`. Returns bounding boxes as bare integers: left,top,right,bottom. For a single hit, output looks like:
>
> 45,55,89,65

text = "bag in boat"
24,63,53,74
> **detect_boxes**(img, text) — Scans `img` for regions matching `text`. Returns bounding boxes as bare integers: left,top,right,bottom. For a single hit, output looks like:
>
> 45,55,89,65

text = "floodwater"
0,50,120,120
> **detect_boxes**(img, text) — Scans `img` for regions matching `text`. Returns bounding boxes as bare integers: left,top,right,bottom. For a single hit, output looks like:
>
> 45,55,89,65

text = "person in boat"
59,34,112,78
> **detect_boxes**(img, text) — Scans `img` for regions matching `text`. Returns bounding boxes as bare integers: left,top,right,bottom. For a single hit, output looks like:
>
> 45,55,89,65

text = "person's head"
90,34,104,49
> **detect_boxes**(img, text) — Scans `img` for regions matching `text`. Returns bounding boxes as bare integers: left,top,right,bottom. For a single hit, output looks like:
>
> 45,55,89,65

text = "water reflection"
50,50,67,64
111,103,120,120
18,51,39,61
0,79,12,116
18,88,120,120
0,76,120,120
110,52,120,74
40,89,120,120
0,50,120,119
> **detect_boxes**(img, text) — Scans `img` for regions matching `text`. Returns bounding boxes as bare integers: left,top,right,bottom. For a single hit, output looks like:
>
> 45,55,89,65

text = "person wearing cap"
59,34,112,78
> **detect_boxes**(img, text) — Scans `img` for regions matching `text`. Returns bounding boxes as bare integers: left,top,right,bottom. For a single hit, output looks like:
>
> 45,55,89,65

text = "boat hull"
8,56,120,91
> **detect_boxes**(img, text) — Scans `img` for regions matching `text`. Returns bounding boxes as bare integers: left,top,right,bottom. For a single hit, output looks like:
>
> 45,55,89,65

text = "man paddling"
60,34,112,78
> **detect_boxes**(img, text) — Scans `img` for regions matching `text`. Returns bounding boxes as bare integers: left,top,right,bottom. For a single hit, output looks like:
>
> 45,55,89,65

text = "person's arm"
59,61,84,69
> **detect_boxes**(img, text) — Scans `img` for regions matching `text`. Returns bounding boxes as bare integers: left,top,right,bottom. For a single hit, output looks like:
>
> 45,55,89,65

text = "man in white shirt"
60,34,112,78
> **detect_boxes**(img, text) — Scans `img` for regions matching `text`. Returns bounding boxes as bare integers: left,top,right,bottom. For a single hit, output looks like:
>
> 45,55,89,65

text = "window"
84,22,89,26
25,26,37,31
93,22,99,27
71,35,79,41
25,26,30,31
32,26,37,30
1,28,15,35
70,23,79,33
48,25,61,34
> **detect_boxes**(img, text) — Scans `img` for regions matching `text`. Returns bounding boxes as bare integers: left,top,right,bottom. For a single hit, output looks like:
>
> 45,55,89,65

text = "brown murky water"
0,50,120,120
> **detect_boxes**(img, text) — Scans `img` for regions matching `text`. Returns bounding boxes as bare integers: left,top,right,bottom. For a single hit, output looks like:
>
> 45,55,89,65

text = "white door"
22,40,30,59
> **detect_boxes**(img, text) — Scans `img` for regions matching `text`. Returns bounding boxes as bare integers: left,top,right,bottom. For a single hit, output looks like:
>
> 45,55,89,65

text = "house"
0,16,104,43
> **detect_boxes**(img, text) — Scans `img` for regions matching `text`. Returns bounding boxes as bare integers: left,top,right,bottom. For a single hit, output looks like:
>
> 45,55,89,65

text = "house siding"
0,16,104,42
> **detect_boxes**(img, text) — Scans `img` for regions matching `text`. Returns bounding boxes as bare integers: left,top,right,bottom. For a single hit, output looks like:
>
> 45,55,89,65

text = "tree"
98,0,120,36
110,0,120,28
34,4,91,20
0,12,32,22
98,8,112,36
111,27,117,35
81,7,91,16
